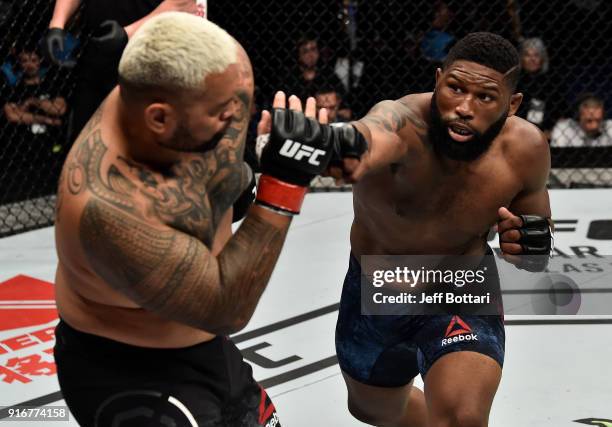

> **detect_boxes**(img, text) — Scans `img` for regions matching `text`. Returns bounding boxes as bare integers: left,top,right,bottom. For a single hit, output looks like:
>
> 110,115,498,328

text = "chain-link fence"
0,0,86,236
1,0,612,236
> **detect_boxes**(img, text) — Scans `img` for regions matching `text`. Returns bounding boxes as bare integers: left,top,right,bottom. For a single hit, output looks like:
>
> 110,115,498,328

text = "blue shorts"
335,251,505,387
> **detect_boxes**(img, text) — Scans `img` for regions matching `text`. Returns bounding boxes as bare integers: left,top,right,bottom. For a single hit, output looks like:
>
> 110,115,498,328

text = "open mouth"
448,123,474,142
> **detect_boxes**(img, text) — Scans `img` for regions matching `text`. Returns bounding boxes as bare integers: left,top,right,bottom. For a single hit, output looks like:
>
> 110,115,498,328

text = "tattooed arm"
75,41,291,336
81,197,291,336
350,99,427,179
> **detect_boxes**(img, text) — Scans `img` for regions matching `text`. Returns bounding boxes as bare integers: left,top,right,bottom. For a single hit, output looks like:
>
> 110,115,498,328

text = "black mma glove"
513,215,553,272
89,20,128,61
257,110,368,215
260,109,335,186
330,122,368,162
43,28,75,67
257,108,336,214
78,20,128,92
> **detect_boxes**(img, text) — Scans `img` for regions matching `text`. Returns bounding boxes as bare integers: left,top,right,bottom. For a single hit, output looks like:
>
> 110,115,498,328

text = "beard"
158,122,227,153
429,91,508,161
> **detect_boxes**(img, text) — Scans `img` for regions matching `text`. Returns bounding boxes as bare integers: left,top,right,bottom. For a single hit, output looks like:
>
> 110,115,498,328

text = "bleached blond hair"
118,12,237,92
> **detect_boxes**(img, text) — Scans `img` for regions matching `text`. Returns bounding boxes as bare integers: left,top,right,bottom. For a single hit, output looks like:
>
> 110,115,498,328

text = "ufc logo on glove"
279,140,326,166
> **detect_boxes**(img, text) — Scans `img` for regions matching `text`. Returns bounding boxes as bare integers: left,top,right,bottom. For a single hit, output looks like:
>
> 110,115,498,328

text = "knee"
436,407,487,427
347,400,384,425
347,399,400,426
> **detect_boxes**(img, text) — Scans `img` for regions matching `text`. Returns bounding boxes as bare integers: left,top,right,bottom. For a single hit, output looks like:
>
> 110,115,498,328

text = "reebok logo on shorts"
441,316,478,346
279,139,326,166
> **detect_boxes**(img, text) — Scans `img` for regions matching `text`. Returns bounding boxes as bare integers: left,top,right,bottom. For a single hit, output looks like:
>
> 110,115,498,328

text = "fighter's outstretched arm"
348,99,428,181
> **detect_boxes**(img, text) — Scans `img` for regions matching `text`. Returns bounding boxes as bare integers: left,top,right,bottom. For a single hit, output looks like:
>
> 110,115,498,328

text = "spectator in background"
515,38,561,135
332,0,364,98
1,45,67,202
551,94,612,147
2,46,66,140
285,35,346,104
420,1,457,63
2,43,52,88
315,85,350,123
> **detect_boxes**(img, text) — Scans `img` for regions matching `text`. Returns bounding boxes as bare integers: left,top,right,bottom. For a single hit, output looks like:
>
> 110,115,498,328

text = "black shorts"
54,320,280,426
335,250,505,387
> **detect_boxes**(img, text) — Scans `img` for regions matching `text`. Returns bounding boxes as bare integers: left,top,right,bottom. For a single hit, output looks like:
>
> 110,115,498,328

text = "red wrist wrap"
256,175,308,214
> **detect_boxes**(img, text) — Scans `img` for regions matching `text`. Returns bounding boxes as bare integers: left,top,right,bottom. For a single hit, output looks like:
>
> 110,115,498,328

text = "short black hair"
297,34,318,50
442,32,520,91
314,83,340,97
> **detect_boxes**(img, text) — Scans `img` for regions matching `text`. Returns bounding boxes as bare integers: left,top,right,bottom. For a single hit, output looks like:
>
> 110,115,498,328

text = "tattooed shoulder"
60,89,252,247
360,99,427,134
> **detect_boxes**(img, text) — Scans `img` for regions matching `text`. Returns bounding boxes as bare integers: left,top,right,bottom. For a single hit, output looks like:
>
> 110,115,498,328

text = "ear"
435,68,442,87
143,103,177,140
508,92,523,117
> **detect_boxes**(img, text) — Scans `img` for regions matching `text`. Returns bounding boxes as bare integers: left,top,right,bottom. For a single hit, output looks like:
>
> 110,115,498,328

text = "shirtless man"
53,12,363,426
334,32,553,426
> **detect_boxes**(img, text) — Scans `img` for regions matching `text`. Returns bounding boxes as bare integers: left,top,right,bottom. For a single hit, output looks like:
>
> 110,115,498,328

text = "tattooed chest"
135,161,217,245
145,158,244,244
121,158,245,246
67,131,245,247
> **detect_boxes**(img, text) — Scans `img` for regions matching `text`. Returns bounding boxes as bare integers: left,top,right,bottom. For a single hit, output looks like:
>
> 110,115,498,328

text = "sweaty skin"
350,62,551,258
54,43,289,348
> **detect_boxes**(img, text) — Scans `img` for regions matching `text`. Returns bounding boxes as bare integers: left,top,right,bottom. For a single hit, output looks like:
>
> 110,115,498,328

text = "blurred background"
1,0,611,237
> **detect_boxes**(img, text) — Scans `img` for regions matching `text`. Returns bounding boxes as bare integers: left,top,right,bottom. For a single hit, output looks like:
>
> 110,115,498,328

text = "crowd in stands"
1,0,612,205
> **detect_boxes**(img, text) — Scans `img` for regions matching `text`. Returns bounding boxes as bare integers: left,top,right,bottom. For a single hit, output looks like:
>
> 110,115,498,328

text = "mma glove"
257,110,367,215
42,28,76,67
90,20,128,60
329,122,369,162
512,215,553,272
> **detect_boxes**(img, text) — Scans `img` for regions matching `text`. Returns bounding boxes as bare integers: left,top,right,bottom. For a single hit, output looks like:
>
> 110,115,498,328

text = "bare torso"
351,93,532,257
54,89,250,348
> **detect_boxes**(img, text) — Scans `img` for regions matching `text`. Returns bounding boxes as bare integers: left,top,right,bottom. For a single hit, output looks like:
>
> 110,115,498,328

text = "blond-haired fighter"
53,12,363,426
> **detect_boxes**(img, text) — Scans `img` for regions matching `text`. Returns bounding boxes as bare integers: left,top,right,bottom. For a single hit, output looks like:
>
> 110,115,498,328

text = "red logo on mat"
0,275,57,331
444,316,472,338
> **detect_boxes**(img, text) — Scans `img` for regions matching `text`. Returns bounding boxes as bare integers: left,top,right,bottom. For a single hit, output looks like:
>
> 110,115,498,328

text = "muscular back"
351,93,549,256
54,86,252,347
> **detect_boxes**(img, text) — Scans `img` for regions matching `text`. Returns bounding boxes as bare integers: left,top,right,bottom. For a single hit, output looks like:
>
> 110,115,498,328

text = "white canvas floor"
1,189,611,426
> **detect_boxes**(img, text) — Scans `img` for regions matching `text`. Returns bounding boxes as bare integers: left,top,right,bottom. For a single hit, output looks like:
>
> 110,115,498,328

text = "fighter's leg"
336,254,427,426
342,371,428,427
424,351,501,427
415,314,505,427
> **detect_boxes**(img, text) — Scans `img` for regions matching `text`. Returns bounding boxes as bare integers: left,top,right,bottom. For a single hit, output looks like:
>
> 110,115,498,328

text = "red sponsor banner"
0,275,58,385
0,275,57,331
